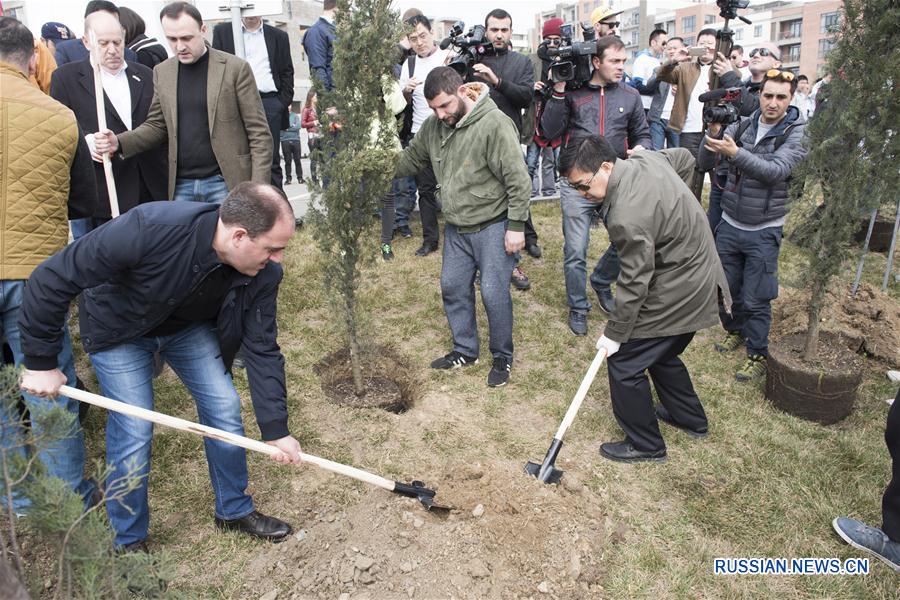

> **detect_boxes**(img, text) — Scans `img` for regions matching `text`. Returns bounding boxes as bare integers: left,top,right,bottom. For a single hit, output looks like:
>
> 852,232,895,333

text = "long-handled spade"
59,385,451,513
525,348,607,484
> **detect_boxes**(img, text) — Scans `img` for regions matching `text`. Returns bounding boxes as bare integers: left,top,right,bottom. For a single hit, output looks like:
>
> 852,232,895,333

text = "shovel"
59,385,451,513
525,348,607,484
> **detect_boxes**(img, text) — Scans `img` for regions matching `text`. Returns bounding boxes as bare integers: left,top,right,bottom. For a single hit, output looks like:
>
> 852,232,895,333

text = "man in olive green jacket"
560,135,731,463
395,67,530,388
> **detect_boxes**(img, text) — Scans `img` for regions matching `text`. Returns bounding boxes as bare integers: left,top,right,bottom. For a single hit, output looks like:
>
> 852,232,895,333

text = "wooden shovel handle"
59,385,396,492
553,348,607,441
87,30,120,218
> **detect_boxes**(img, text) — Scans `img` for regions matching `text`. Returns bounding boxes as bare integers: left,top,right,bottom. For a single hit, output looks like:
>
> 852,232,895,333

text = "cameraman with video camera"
541,35,651,336
461,9,540,289
696,69,807,383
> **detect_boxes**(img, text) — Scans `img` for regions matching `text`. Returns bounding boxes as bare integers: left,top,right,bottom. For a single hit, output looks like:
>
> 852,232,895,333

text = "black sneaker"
487,357,511,387
596,288,615,314
415,243,438,257
381,243,394,261
397,225,413,238
568,310,587,336
430,351,479,370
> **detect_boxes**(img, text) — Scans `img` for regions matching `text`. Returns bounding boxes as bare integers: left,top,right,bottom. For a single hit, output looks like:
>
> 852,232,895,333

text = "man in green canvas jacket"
395,66,530,388
559,135,731,463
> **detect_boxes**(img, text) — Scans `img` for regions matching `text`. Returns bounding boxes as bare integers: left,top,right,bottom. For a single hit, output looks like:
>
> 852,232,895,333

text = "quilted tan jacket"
0,62,78,279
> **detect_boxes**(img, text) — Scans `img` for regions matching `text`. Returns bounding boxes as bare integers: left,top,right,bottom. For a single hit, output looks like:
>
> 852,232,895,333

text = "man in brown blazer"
94,2,271,204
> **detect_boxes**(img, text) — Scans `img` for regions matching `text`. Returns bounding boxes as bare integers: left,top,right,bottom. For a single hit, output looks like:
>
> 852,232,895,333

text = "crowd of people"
0,0,896,573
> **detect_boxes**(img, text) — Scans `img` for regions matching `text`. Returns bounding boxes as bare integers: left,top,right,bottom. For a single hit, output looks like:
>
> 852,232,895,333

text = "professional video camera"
537,22,597,89
699,87,742,125
439,21,489,77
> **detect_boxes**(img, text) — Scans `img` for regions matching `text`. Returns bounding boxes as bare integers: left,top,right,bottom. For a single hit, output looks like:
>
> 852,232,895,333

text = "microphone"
698,88,728,103
439,37,453,50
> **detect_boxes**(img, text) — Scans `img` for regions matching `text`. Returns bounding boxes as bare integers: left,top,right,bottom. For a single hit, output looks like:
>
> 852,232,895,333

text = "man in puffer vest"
697,69,807,382
0,17,98,513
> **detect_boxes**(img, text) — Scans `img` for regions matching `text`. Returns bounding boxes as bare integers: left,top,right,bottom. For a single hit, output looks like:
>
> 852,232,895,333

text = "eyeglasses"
765,68,795,81
571,167,602,192
600,21,620,28
750,47,780,59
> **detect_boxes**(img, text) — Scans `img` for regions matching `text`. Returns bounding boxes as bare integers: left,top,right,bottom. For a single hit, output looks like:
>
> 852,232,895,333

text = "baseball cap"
41,22,73,41
590,7,624,26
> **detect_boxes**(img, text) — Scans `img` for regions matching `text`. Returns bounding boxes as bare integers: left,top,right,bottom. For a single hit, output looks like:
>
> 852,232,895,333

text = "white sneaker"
887,370,900,383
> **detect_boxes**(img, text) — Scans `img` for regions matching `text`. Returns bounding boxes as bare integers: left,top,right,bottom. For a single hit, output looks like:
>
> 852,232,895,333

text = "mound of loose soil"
772,283,900,367
241,460,621,599
315,346,420,413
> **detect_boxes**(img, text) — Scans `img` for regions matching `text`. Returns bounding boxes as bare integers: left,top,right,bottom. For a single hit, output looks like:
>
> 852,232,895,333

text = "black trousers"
524,215,538,246
281,140,302,181
883,387,900,541
415,162,439,247
261,95,287,189
607,332,707,452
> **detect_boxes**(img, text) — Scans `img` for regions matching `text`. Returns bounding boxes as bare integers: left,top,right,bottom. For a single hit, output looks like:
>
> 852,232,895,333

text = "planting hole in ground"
314,345,419,413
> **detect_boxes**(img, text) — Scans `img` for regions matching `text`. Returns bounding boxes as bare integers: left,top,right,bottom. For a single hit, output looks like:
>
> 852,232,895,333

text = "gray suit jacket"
117,46,272,197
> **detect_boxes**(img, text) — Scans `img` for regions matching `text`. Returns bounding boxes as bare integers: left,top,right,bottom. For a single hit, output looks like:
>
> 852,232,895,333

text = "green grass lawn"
72,200,900,598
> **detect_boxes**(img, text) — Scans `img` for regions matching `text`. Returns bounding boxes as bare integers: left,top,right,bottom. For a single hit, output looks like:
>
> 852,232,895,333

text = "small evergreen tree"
794,0,899,359
309,0,400,395
0,366,170,597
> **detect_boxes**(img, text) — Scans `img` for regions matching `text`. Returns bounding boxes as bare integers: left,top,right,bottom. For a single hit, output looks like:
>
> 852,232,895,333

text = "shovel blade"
393,480,453,514
524,460,563,484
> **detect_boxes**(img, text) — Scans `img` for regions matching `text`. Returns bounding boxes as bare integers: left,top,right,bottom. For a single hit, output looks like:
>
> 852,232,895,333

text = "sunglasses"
750,47,780,59
600,21,621,28
571,167,602,192
544,38,562,45
765,68,795,81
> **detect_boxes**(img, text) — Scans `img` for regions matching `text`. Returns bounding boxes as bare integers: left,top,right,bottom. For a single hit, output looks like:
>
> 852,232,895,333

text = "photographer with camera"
399,15,450,257
458,9,539,289
656,28,739,160
394,67,531,388
541,35,651,336
523,18,564,198
696,70,807,383
705,41,783,230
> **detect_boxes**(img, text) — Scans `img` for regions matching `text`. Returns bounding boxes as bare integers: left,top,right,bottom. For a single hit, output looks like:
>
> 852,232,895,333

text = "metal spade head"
392,480,453,513
524,460,564,484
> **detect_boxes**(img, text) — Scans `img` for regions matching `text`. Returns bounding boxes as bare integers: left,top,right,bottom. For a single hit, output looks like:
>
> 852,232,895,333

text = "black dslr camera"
538,22,596,89
700,87,743,125
439,21,488,78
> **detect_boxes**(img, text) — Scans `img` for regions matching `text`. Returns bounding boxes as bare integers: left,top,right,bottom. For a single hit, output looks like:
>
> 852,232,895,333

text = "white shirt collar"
100,63,128,78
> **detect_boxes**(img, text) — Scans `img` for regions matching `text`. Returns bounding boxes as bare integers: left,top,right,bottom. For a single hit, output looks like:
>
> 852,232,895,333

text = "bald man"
50,10,166,238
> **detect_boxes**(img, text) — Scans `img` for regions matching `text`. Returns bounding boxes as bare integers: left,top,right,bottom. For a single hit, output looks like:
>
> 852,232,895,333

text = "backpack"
398,54,416,141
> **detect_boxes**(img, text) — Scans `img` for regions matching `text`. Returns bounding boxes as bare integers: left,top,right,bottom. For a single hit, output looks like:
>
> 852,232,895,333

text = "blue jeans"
561,180,607,314
707,171,728,233
590,243,620,296
393,176,416,229
0,280,90,514
173,174,229,204
441,221,515,361
89,322,254,546
525,142,557,196
716,221,783,357
649,118,679,150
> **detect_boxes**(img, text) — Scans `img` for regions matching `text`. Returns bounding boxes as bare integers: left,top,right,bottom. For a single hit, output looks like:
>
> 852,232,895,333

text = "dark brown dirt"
772,283,900,367
315,346,420,413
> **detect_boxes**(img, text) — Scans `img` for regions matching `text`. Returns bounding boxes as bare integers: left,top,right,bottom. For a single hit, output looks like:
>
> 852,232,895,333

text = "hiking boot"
487,357,511,387
511,266,531,291
832,517,900,572
596,288,615,314
715,331,745,353
735,354,767,382
430,351,479,370
381,244,394,261
568,311,587,336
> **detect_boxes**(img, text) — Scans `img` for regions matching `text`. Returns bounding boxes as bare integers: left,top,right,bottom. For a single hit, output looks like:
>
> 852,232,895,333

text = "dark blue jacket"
697,106,807,226
301,17,336,91
19,202,290,440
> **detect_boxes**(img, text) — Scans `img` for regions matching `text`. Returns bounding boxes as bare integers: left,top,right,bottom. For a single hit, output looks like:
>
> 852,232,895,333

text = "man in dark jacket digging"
559,136,730,463
19,182,301,550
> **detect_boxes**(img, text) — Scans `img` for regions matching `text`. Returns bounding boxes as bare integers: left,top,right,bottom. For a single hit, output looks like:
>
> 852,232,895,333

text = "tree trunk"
343,289,365,397
802,279,825,361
